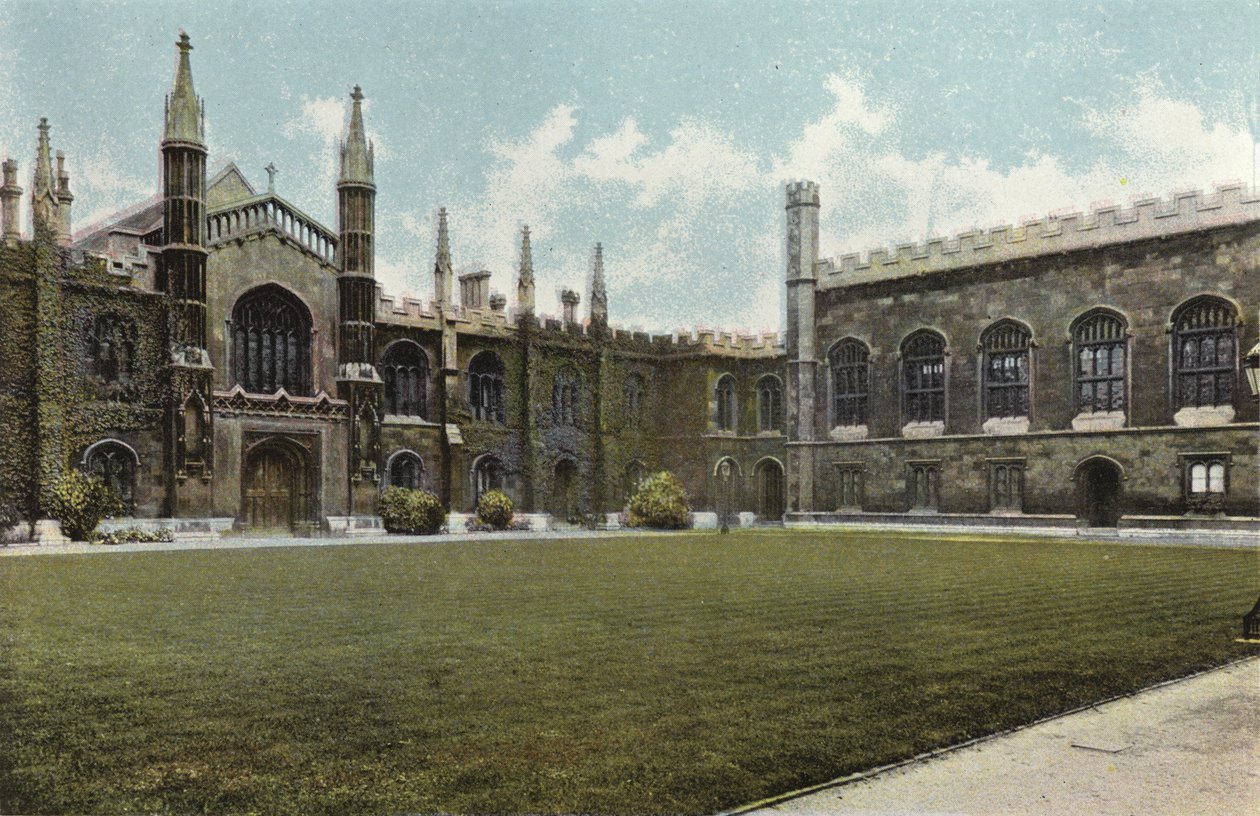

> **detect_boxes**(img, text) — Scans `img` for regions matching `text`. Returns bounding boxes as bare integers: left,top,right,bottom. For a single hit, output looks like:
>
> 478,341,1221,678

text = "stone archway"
1077,457,1123,527
549,459,579,522
755,458,786,522
242,438,314,533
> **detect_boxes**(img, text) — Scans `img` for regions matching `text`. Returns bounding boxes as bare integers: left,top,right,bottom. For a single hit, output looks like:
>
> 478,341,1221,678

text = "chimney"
561,288,580,325
459,270,491,310
1,159,21,246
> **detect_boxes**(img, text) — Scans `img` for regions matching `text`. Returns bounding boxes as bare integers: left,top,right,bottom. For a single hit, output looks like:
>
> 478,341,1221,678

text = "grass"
0,530,1257,815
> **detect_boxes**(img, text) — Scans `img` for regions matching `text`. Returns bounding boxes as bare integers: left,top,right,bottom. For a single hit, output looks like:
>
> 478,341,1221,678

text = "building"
0,36,1255,540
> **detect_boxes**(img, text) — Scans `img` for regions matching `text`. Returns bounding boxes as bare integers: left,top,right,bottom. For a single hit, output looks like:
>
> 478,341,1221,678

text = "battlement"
785,180,820,208
818,184,1260,289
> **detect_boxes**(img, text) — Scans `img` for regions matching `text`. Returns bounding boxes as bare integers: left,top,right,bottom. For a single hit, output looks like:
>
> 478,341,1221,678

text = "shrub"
94,527,175,546
378,487,447,535
626,471,690,529
0,501,19,531
49,470,124,541
476,489,514,530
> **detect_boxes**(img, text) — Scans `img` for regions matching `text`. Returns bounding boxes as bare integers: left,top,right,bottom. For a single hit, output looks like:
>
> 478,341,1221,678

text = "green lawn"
1,531,1257,815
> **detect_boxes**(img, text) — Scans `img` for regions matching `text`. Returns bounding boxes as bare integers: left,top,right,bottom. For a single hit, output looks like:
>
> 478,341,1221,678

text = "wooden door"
245,447,294,531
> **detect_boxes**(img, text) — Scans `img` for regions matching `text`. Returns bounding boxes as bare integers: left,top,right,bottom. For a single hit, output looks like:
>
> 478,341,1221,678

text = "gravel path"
739,658,1260,816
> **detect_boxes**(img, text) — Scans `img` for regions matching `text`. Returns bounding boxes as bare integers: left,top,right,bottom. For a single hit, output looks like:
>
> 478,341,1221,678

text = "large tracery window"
830,338,869,426
380,342,429,418
981,321,1031,419
87,314,137,385
714,375,737,432
1173,297,1237,410
231,285,312,396
469,351,506,424
83,440,137,515
902,331,946,424
553,366,580,426
757,375,783,432
1073,310,1127,414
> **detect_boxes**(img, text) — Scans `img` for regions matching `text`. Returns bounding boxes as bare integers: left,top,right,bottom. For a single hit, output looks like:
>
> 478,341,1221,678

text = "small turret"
336,84,377,369
30,118,59,240
516,225,536,313
433,207,452,308
589,242,608,328
1,158,21,246
339,85,375,186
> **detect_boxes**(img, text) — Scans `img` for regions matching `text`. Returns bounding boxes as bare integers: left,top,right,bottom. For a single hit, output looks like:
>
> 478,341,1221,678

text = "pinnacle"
339,84,374,185
164,31,204,146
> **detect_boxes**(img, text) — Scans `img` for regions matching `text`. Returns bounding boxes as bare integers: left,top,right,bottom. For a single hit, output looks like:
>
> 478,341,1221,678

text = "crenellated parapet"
819,184,1260,289
785,180,820,208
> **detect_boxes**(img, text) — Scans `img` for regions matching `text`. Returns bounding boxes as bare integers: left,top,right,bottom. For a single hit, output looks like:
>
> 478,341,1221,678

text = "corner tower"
785,181,819,514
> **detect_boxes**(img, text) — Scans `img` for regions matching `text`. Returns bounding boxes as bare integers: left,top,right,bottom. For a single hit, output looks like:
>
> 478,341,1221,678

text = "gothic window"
553,366,580,426
472,455,504,506
468,351,506,424
624,460,646,502
830,338,869,426
231,285,312,396
1182,453,1228,513
907,461,940,511
715,374,737,432
380,342,428,418
756,375,783,432
1172,297,1237,410
1072,310,1127,414
624,373,646,427
902,331,946,424
83,441,136,515
386,451,425,490
988,460,1025,512
835,463,864,511
86,314,137,385
981,320,1032,419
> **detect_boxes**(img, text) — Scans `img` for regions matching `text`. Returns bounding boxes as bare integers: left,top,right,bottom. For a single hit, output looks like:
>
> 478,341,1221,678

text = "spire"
434,207,453,306
339,85,374,185
516,225,536,313
33,118,53,199
164,32,204,146
589,242,608,326
31,118,58,237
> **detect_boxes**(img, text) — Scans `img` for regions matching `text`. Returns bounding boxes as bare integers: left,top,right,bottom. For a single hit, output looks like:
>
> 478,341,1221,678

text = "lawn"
1,530,1257,815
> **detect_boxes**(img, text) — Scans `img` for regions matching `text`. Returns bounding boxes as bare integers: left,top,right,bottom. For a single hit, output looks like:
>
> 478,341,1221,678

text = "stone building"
0,36,786,538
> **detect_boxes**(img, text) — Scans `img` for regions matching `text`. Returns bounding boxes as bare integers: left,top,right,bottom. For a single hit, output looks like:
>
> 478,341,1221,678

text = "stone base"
982,415,1030,436
325,515,384,537
33,519,69,544
1173,405,1235,428
829,424,869,441
902,421,944,439
97,517,235,539
519,513,551,532
738,511,757,527
601,512,623,530
689,511,718,530
1071,411,1126,432
446,512,470,534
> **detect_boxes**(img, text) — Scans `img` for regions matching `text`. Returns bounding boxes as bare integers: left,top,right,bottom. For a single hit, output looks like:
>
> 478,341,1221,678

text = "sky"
0,0,1256,333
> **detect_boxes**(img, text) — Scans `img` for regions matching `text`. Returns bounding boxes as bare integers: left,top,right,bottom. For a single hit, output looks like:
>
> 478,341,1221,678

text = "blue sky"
0,0,1256,332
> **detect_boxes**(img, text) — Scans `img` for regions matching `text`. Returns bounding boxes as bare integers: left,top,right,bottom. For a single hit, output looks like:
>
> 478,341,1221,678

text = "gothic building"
0,36,1255,539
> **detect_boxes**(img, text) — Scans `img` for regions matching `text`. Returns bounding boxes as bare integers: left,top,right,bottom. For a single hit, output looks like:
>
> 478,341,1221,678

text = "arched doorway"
713,457,742,528
550,459,579,521
1076,457,1123,527
243,439,313,533
755,458,786,521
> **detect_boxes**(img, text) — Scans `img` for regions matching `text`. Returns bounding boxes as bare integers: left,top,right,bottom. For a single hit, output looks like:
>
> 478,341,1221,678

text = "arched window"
756,376,783,432
380,342,428,418
715,375,737,431
386,451,425,490
830,339,869,426
83,441,137,515
553,366,580,426
902,331,946,424
231,285,312,395
1072,310,1127,414
623,373,646,427
981,320,1031,419
472,454,504,506
87,314,137,384
1172,296,1236,409
468,351,506,424
623,460,646,502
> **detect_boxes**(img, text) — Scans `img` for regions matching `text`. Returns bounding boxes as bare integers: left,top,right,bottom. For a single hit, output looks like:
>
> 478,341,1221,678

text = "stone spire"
516,225,536,313
164,32,204,146
339,85,374,185
589,242,608,327
433,207,453,307
31,118,58,238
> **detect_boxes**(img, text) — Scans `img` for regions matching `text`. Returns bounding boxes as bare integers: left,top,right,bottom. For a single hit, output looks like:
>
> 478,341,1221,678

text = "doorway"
755,458,785,521
1077,457,1122,527
243,440,312,533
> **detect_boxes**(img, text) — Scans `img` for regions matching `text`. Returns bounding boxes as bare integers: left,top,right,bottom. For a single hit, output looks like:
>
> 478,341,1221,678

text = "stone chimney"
1,159,21,246
561,288,580,325
459,270,492,310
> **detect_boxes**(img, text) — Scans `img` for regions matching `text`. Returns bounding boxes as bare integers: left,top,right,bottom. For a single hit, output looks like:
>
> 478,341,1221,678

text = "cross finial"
265,162,277,191
351,85,364,102
178,31,192,52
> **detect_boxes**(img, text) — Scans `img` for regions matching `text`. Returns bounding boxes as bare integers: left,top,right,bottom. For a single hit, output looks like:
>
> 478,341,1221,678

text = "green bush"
626,471,690,529
0,501,19,531
476,489,514,530
50,470,124,541
378,487,447,535
94,527,176,546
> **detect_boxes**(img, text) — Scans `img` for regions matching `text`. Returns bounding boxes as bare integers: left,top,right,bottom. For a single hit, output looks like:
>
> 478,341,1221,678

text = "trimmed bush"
49,470,124,541
0,502,19,531
476,489,514,530
626,471,690,529
378,487,447,535
94,527,175,546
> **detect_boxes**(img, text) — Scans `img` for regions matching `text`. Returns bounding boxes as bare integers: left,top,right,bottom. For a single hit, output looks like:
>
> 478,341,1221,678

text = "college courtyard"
1,527,1256,815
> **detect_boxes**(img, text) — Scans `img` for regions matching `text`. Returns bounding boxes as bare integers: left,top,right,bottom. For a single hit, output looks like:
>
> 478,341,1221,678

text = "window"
902,331,946,424
231,285,312,395
380,342,429,418
386,451,425,490
624,460,646,502
988,459,1025,512
87,314,137,385
835,462,864,510
715,375,737,432
473,455,504,506
83,441,136,515
757,376,783,432
907,461,940,511
468,351,506,424
1182,453,1228,512
623,373,646,427
1172,297,1237,409
830,339,869,426
1073,310,1127,414
981,320,1031,419
553,366,580,426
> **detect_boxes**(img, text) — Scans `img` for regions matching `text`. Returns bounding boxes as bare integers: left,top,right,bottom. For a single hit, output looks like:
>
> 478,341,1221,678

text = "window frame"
379,341,430,419
1170,296,1238,412
229,284,313,396
468,351,507,425
833,461,865,511
979,320,1032,421
829,338,870,428
986,457,1026,513
901,331,947,426
714,374,737,432
906,459,942,511
756,374,784,433
1178,451,1230,513
1071,309,1129,417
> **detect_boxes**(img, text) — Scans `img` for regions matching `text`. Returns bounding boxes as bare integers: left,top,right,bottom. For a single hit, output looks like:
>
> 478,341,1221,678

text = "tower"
589,242,608,330
0,159,20,246
160,32,214,511
784,181,820,515
516,225,536,315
